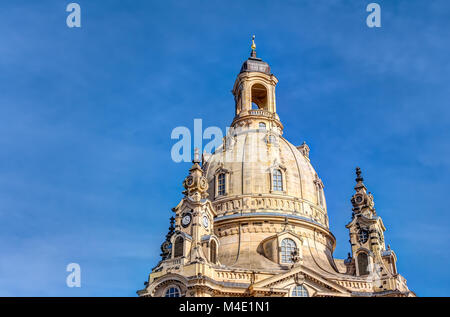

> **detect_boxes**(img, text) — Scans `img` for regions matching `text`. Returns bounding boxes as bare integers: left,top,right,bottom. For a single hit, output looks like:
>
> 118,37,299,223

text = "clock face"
181,214,191,227
202,215,209,228
186,176,194,186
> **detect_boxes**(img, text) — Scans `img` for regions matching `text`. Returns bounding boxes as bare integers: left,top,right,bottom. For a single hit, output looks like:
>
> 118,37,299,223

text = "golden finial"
251,35,256,50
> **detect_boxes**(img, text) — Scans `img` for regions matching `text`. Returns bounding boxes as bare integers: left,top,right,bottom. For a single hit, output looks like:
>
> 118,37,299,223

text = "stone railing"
335,280,372,290
163,257,182,267
213,196,328,227
215,270,253,282
248,109,274,118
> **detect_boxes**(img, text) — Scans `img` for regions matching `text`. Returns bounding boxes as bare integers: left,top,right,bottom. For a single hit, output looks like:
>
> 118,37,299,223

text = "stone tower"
137,38,414,297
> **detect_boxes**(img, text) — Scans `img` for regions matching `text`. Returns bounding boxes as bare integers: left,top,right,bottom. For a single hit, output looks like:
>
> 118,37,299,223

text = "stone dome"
198,44,336,270
204,125,329,229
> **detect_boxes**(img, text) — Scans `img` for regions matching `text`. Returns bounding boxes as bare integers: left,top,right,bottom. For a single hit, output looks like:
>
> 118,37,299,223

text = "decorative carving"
296,142,310,158
182,148,209,200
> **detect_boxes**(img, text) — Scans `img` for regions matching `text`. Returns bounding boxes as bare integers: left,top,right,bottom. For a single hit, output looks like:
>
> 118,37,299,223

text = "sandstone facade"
138,41,414,297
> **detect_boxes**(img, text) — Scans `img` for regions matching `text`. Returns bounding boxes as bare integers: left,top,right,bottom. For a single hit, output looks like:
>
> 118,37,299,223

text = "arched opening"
357,252,369,275
210,240,217,264
280,238,296,263
174,236,184,258
259,122,266,129
251,83,268,110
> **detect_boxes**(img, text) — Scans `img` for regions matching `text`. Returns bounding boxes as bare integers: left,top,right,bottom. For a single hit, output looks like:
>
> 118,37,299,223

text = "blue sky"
0,0,449,296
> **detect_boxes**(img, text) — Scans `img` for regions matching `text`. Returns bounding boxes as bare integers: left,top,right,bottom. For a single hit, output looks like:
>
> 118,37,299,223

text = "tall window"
174,236,184,258
291,284,308,297
165,286,180,297
218,173,226,196
281,238,296,263
273,169,283,191
210,240,217,264
318,188,324,207
357,253,369,275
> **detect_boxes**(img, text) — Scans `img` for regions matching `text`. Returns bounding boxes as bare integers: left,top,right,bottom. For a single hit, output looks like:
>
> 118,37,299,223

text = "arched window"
174,236,184,258
218,173,226,196
291,284,308,297
281,238,296,263
210,240,217,264
357,252,369,275
273,169,283,191
259,122,266,129
165,286,180,297
251,83,268,110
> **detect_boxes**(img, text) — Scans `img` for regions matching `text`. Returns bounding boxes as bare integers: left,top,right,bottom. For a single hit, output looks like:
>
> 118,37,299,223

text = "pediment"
250,265,350,296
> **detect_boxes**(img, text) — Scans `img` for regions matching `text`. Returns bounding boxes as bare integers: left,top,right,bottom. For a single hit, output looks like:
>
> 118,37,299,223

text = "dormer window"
281,238,296,263
314,174,325,208
214,168,230,198
272,169,283,191
218,173,226,196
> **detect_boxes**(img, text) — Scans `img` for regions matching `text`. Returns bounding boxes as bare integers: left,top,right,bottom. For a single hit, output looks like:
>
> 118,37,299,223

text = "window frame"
272,169,283,192
173,236,184,258
217,173,226,196
280,238,297,264
164,285,181,297
214,168,230,198
291,284,309,297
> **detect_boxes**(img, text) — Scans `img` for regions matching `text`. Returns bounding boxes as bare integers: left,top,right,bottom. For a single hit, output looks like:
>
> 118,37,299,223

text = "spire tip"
250,35,257,58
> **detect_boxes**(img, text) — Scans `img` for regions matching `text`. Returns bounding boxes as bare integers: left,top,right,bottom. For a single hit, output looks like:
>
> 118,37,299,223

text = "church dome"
200,37,335,270
140,39,414,297
204,126,329,229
